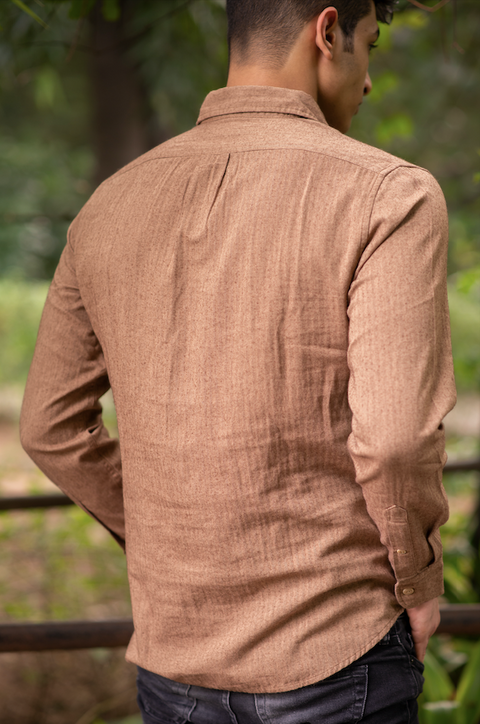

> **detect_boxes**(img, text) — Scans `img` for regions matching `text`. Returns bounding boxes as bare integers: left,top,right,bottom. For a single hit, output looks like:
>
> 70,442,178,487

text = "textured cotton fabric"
21,86,456,693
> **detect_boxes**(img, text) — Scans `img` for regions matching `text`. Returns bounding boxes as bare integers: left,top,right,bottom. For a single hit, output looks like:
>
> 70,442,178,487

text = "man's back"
21,85,455,692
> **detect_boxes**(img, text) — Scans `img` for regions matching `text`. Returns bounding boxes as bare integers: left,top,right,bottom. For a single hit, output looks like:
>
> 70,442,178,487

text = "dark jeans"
136,612,424,724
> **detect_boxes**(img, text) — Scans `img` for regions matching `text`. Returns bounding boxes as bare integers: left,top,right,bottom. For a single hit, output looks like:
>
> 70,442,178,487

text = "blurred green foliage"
0,278,48,386
8,0,48,29
0,0,479,277
0,0,229,275
0,137,91,278
441,483,479,604
448,267,480,394
419,639,480,723
0,505,130,622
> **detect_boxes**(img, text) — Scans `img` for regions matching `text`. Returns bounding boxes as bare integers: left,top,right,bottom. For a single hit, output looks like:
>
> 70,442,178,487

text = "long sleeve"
347,165,456,608
20,227,126,550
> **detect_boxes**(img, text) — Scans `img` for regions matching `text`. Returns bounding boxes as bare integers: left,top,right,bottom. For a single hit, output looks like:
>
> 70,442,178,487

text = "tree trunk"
89,1,166,187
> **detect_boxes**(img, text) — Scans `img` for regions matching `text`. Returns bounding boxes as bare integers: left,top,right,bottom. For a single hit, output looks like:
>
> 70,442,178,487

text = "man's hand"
406,597,441,662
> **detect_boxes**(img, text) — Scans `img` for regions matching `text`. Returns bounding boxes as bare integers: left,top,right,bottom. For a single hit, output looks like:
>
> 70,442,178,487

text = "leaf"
455,266,480,296
448,283,480,393
422,702,459,724
375,113,414,145
34,67,64,111
369,70,399,104
9,0,48,28
423,650,455,703
456,640,480,713
401,9,430,29
102,0,120,22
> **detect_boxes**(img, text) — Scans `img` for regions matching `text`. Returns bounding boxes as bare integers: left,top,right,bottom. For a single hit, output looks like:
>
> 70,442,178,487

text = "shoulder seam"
105,149,420,186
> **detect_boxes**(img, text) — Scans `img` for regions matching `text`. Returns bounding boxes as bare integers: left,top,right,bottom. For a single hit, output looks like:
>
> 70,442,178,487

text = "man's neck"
226,23,318,102
226,64,315,101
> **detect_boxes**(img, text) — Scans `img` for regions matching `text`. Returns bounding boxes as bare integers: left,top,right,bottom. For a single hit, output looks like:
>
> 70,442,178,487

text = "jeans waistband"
379,610,411,647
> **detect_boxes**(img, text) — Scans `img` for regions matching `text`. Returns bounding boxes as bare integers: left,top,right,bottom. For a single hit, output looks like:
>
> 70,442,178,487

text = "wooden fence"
0,605,478,653
1,457,480,653
1,459,479,514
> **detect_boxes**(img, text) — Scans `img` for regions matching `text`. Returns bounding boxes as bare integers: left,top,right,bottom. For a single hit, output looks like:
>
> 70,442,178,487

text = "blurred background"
0,0,479,722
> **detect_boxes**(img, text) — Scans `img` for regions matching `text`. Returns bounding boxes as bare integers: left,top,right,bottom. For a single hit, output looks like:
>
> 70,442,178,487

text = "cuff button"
402,588,415,595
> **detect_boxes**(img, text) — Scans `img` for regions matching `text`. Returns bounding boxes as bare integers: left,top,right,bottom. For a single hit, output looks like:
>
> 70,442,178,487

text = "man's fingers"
413,637,428,663
406,597,440,662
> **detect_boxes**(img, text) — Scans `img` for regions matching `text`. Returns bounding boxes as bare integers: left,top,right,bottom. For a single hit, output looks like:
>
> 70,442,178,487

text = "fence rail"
1,606,479,653
0,619,134,652
443,458,480,473
1,460,479,653
0,493,74,511
1,458,479,512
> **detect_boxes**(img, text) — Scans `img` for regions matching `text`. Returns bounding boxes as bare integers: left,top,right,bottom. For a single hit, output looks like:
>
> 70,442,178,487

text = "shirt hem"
125,608,404,694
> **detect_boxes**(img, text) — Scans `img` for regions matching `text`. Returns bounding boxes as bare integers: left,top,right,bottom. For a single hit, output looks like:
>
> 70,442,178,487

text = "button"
402,588,415,595
396,549,408,555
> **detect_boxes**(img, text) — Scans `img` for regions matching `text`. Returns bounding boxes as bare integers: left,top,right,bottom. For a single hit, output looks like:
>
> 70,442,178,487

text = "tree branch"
452,0,465,54
66,17,86,62
406,0,451,11
406,0,464,56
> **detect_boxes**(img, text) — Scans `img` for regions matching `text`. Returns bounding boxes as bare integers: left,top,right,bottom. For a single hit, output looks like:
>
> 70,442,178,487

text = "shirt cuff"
395,555,444,608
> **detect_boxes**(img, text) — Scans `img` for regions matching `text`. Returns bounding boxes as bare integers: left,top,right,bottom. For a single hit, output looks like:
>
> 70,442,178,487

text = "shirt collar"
196,85,328,127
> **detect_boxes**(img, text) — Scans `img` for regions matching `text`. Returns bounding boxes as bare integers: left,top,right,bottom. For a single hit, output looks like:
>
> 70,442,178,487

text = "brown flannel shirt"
21,86,456,693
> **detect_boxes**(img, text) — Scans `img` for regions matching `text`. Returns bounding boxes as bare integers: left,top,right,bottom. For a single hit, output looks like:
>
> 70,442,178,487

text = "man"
20,0,457,721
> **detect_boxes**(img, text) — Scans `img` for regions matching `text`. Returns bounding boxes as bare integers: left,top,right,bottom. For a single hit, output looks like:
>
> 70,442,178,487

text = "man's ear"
315,7,339,60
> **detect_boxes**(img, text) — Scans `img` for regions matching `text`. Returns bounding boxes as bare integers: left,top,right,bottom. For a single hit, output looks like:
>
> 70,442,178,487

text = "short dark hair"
227,0,396,65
